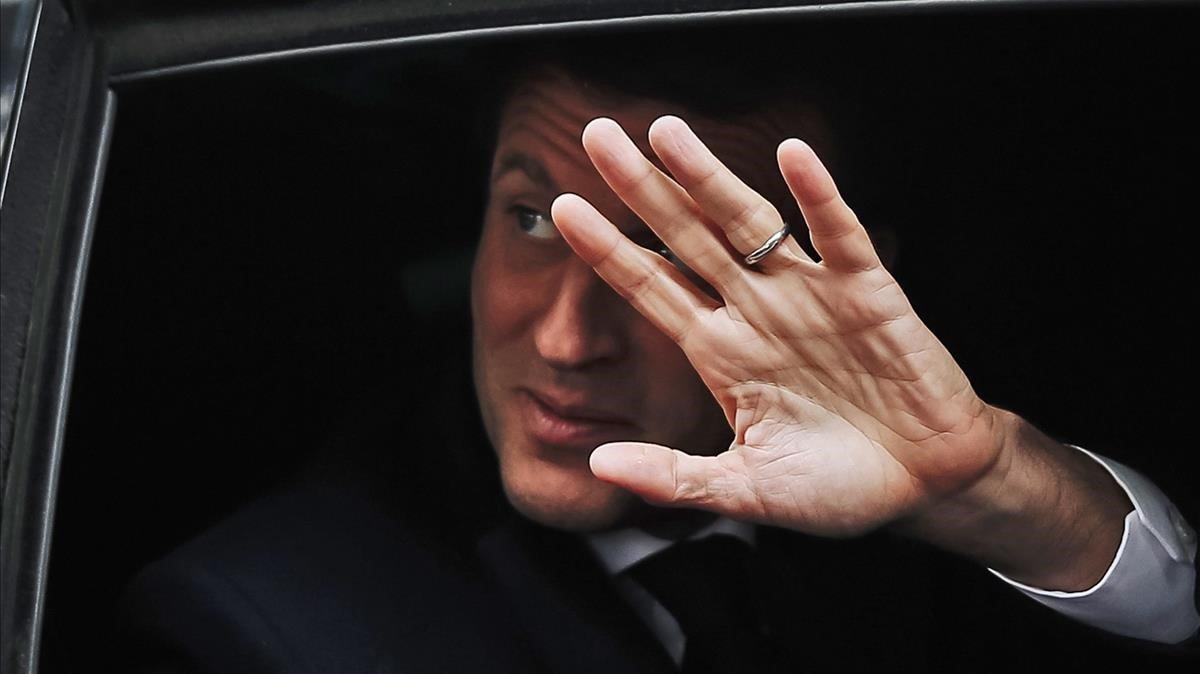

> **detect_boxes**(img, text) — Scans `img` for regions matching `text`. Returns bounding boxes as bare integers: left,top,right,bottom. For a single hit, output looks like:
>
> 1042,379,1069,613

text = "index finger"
551,192,720,344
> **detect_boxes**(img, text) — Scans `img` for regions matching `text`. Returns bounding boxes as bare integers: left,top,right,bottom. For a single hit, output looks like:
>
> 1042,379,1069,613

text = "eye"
513,206,559,240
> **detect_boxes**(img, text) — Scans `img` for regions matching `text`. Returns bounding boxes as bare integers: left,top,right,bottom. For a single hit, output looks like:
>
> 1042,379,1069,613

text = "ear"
867,225,899,271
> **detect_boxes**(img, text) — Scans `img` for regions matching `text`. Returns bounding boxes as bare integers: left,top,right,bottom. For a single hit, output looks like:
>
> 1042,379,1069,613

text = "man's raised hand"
550,116,1009,537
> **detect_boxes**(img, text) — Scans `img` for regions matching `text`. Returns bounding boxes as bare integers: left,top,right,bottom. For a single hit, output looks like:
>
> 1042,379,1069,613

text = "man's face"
470,71,790,531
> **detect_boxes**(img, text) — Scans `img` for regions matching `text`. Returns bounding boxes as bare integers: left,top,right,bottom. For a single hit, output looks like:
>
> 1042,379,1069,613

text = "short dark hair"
469,26,841,241
475,26,838,159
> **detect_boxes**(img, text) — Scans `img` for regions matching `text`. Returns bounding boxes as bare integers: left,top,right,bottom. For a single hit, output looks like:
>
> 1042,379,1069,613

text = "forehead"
491,69,796,206
493,71,669,182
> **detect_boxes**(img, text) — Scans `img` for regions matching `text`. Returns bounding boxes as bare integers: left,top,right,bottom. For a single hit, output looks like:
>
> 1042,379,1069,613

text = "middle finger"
646,115,813,271
580,117,746,294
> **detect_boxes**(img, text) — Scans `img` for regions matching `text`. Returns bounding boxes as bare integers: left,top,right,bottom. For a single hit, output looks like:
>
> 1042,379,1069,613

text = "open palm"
551,116,1007,537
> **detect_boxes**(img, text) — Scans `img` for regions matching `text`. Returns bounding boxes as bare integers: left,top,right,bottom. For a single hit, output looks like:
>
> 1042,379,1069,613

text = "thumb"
589,442,760,517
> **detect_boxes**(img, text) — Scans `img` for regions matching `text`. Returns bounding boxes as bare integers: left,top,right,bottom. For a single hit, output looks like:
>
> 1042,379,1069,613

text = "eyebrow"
490,152,559,193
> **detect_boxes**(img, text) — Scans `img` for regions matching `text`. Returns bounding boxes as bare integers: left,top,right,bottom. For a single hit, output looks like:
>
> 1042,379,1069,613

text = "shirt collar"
584,517,757,575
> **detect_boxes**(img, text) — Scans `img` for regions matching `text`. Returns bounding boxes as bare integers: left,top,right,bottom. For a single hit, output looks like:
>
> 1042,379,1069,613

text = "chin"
499,456,643,532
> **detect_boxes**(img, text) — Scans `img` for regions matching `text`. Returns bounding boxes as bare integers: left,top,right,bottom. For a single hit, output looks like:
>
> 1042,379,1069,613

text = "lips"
519,388,637,449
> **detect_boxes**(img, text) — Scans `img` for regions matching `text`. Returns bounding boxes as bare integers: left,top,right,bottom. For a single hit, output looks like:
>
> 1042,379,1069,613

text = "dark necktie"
627,535,783,674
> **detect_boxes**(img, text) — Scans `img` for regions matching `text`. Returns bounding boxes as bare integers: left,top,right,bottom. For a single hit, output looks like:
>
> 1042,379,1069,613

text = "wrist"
891,406,1024,553
894,407,1133,591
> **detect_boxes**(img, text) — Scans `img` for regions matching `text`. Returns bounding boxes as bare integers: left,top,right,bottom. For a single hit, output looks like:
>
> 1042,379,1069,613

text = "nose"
533,258,627,371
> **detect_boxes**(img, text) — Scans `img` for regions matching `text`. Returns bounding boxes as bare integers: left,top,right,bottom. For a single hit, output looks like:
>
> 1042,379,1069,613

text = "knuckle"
623,162,662,197
622,264,658,303
728,200,779,242
672,479,707,504
693,158,725,190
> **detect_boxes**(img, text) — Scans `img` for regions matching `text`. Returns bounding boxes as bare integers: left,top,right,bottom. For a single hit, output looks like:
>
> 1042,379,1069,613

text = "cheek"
470,230,560,411
471,236,525,423
473,233,538,344
634,317,700,382
472,237,536,451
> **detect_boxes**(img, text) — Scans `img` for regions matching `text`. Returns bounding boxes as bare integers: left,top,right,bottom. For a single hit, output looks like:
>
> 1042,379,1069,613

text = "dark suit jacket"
115,475,1199,673
115,479,540,674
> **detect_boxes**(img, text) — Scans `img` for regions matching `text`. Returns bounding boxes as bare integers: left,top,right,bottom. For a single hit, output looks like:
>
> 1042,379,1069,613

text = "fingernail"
653,115,699,156
590,443,625,478
778,138,812,156
583,119,641,166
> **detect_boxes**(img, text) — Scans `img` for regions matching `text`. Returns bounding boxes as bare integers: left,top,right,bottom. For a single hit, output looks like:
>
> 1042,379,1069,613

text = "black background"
42,4,1199,670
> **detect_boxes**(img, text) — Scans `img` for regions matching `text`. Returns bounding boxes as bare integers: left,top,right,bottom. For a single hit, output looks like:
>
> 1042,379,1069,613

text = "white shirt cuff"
987,444,1198,644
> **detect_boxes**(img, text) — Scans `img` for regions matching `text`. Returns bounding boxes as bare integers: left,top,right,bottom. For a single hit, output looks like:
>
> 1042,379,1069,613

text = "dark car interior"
32,3,1199,671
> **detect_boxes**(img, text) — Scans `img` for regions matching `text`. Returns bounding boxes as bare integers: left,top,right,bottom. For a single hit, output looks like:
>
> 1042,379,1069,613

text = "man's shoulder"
115,479,533,674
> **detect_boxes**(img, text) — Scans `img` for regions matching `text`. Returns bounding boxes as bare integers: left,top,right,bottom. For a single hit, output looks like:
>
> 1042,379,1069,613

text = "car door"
2,1,111,671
